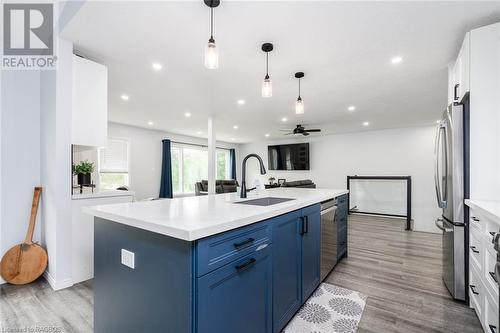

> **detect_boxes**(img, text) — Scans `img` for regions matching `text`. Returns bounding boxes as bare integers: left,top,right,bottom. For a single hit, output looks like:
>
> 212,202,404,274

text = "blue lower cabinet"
301,205,321,300
337,201,348,260
272,210,303,333
196,246,273,333
272,205,322,333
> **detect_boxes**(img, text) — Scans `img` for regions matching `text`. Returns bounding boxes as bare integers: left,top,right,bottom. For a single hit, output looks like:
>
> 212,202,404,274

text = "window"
171,143,232,194
98,138,130,191
217,150,230,180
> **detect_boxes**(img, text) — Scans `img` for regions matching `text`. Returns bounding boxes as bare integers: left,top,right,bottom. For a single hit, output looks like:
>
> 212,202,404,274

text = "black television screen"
268,143,310,170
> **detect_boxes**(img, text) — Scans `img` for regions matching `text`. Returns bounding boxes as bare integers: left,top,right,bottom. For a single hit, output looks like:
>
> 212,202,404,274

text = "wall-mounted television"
268,143,310,171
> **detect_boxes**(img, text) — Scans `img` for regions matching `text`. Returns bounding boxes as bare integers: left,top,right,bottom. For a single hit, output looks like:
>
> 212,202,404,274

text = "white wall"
39,38,74,290
0,70,42,284
239,126,442,233
108,122,240,200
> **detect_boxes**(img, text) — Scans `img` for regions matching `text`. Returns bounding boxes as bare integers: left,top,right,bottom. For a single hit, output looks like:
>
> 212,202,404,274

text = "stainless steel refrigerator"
434,103,467,301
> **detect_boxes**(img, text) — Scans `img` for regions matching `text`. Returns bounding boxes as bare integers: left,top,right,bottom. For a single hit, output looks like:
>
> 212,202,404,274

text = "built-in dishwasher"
320,199,338,281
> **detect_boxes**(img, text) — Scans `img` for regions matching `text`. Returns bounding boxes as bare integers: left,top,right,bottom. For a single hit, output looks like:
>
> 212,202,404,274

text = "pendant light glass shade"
295,97,304,114
262,75,272,98
205,38,218,69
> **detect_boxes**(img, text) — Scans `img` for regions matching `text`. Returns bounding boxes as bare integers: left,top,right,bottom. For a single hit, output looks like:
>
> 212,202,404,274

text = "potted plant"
268,177,276,185
73,160,94,185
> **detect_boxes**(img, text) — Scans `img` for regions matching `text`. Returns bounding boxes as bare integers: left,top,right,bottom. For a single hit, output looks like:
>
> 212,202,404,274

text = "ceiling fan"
281,125,321,136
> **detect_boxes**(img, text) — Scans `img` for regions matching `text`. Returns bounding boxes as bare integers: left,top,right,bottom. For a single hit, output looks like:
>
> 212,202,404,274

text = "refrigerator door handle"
435,218,453,232
434,123,447,208
442,123,449,206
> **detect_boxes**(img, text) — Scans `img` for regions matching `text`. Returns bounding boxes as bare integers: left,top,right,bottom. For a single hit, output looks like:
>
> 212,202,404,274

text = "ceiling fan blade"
279,129,292,132
284,132,294,135
303,132,310,136
304,129,321,132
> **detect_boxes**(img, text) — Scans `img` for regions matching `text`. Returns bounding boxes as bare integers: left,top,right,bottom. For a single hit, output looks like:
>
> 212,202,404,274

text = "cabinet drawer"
469,269,484,319
195,220,272,277
470,214,483,233
485,291,499,333
196,246,272,333
470,228,484,272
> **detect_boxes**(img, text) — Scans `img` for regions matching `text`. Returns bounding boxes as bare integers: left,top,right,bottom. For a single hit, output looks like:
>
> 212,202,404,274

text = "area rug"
283,283,367,333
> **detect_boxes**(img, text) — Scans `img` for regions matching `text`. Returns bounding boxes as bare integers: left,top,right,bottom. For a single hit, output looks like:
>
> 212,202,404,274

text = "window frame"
170,142,232,195
98,136,131,190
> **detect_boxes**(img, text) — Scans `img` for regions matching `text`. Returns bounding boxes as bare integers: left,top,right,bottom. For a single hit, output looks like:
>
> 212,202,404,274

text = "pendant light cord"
210,7,214,39
298,78,301,98
266,52,269,76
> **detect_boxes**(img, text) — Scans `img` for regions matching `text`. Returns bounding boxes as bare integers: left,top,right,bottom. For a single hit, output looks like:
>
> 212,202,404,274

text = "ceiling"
61,1,500,143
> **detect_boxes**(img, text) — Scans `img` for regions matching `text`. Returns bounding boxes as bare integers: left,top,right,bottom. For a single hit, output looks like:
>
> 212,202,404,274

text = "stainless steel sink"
234,197,295,206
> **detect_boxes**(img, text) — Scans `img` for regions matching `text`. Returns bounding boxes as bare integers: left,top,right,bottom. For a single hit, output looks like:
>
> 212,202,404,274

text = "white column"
207,116,216,195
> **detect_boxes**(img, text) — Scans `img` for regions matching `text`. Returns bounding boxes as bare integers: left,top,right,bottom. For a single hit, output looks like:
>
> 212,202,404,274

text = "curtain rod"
170,140,231,151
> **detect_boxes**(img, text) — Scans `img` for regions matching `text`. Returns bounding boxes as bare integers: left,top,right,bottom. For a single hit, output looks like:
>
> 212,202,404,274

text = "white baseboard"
43,271,73,290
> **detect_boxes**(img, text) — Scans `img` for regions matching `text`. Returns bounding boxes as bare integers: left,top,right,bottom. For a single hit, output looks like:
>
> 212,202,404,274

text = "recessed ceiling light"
237,99,246,105
121,94,129,101
197,131,202,135
348,105,356,111
231,138,235,141
147,121,154,126
363,121,370,126
233,125,239,129
391,56,403,64
435,120,440,124
265,134,270,137
281,117,288,122
152,62,163,71
184,112,191,117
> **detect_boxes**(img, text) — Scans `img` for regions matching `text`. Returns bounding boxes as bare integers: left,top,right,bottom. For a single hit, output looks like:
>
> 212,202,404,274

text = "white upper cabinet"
469,22,500,201
450,33,470,104
72,55,108,147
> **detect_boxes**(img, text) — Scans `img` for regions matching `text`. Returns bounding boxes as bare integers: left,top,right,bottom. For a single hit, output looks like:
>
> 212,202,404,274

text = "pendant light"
204,0,220,69
295,72,305,114
261,43,273,98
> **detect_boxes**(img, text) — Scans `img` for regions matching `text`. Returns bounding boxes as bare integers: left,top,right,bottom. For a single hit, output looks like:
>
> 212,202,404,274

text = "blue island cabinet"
272,204,321,333
93,203,323,333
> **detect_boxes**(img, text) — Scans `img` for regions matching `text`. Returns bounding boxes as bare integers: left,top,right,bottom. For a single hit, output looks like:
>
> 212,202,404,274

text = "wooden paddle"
0,187,48,284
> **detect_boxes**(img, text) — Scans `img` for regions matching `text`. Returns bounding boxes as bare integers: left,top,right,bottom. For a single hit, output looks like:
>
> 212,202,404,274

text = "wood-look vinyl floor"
326,214,482,333
0,215,482,332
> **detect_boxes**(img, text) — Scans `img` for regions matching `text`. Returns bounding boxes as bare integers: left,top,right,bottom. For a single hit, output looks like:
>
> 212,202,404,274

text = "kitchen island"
84,188,348,333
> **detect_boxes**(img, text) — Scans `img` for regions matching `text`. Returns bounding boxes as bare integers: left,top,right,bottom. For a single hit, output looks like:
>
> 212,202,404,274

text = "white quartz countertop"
465,199,500,225
83,188,348,241
72,190,135,200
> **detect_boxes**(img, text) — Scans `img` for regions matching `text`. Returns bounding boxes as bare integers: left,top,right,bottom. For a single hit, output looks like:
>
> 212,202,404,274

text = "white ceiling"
61,1,500,143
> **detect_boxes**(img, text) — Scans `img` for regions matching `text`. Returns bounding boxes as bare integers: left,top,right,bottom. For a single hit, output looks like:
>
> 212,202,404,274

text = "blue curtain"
159,139,173,198
230,149,237,180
